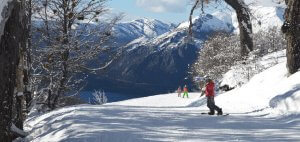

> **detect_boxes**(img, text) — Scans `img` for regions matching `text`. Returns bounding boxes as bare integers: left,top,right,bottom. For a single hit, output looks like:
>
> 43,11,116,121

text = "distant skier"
177,86,182,97
182,85,189,98
205,78,222,115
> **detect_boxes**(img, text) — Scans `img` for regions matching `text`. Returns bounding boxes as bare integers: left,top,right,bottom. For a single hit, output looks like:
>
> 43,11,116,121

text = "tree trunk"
25,0,33,111
0,0,27,141
282,0,300,74
224,0,253,57
15,0,28,129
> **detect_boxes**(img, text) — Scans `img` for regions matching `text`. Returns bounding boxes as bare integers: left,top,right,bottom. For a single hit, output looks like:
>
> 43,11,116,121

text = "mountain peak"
113,18,174,46
134,18,159,23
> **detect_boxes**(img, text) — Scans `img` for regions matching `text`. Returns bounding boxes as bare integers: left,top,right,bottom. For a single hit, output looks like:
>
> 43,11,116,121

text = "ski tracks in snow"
23,104,300,142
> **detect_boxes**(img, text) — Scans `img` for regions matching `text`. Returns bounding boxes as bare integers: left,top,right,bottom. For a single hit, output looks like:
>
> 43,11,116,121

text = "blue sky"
107,0,231,24
107,0,197,24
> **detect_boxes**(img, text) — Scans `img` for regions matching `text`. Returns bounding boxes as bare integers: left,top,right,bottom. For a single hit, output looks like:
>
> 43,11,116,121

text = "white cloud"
136,0,188,13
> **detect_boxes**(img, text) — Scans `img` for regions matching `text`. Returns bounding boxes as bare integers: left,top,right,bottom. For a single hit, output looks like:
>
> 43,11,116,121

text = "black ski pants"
207,96,221,113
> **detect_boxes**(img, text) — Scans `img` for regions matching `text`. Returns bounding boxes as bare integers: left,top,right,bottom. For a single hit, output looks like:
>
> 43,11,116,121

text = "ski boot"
217,108,223,115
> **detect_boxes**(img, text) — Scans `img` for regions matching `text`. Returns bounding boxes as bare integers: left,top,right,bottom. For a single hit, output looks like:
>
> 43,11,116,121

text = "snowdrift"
211,62,300,115
269,70,300,115
197,49,300,116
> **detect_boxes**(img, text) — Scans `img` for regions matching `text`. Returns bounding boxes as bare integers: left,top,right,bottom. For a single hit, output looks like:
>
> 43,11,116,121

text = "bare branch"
188,0,200,39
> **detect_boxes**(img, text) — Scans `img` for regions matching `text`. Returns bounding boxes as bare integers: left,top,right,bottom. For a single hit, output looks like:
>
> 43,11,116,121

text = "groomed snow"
20,50,300,142
110,93,201,107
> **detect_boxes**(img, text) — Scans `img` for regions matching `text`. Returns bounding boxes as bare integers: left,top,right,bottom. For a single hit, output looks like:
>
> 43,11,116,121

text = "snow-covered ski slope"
21,50,300,142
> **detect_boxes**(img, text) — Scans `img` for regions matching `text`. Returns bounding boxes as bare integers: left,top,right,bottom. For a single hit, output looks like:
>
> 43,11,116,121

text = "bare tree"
191,27,286,86
91,90,107,105
30,0,121,110
255,27,286,57
282,0,300,74
190,32,241,80
188,0,253,57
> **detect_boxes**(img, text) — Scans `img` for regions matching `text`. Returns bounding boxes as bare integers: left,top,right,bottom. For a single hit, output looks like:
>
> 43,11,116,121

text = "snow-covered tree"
30,0,121,110
190,32,241,80
91,90,108,105
191,27,286,82
254,27,286,57
282,0,300,75
188,0,253,57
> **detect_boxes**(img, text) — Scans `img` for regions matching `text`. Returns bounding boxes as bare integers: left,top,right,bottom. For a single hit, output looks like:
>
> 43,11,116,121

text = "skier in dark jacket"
205,78,223,115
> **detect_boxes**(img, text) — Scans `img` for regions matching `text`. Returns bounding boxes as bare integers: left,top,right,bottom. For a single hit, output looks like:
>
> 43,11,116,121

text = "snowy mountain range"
86,4,286,96
112,18,176,46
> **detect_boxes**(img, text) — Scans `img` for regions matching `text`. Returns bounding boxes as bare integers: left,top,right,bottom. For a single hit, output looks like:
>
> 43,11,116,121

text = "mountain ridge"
112,18,175,46
86,5,285,96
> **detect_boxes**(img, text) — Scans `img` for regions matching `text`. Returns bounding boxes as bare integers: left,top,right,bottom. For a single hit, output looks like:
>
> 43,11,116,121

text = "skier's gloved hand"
200,91,204,97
